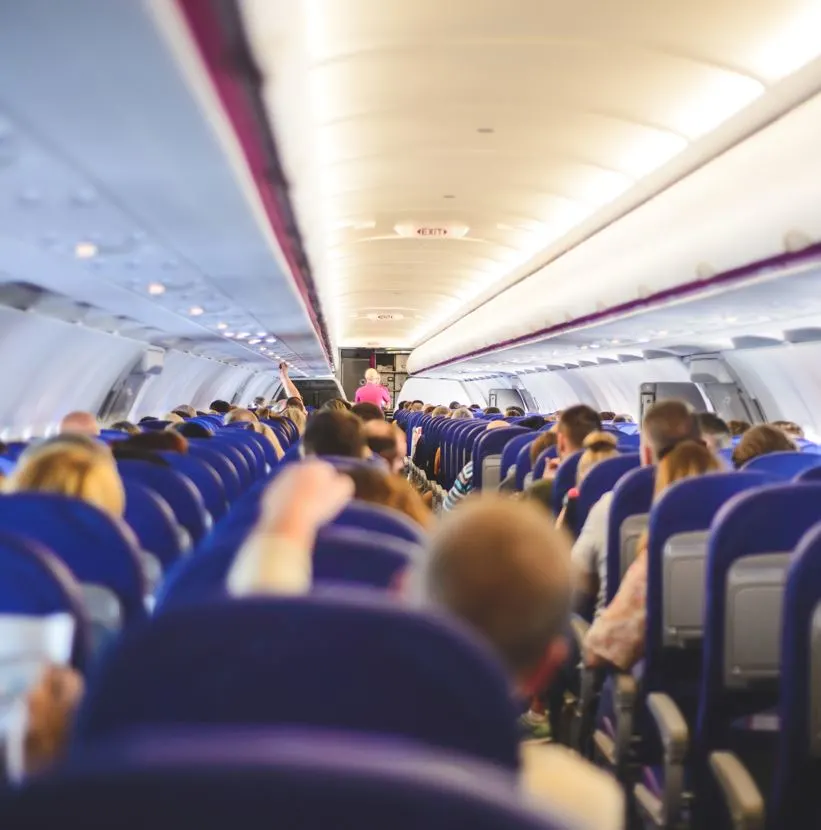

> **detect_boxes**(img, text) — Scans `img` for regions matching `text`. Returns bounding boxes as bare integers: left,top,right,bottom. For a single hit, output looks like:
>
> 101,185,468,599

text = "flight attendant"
354,368,391,410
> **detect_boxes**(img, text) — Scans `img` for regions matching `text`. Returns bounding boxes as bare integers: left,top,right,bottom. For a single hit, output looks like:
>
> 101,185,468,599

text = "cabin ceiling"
240,0,821,350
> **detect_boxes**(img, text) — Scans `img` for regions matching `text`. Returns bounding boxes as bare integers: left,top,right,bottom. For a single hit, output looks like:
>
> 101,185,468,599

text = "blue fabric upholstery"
574,453,640,535
122,480,185,569
743,451,821,478
159,452,229,520
551,451,583,515
72,594,520,769
499,433,536,482
472,427,528,489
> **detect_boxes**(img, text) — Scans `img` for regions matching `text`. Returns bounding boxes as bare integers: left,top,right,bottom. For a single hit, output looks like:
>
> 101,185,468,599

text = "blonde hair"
255,422,284,460
365,368,380,384
163,412,184,424
731,424,796,469
284,406,307,435
6,442,125,518
654,440,721,498
224,408,258,425
576,431,619,485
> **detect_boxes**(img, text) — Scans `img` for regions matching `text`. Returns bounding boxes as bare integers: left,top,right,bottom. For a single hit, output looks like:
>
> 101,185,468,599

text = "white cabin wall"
397,377,471,406
0,306,144,440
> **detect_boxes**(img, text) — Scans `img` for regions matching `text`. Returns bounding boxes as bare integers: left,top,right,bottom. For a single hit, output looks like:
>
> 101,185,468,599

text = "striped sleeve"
443,461,474,512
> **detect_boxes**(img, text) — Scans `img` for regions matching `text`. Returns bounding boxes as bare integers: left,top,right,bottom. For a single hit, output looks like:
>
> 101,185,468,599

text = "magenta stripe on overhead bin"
416,242,821,373
175,0,333,366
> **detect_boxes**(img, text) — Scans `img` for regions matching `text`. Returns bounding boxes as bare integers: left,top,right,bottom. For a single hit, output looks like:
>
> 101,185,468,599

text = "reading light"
265,337,277,343
74,242,97,259
147,282,166,296
188,306,204,317
217,322,228,330
248,338,262,345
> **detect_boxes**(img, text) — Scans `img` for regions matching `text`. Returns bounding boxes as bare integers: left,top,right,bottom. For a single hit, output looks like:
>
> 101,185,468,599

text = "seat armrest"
566,615,596,754
640,693,689,828
568,614,590,652
709,751,765,830
613,672,638,781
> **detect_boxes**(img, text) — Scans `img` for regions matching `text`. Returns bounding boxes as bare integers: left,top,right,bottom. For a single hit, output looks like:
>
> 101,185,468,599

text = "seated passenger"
572,399,700,619
108,420,140,435
431,405,450,417
442,420,510,511
252,396,266,409
583,441,720,670
59,411,100,437
771,419,804,439
599,411,616,422
612,414,633,423
448,401,461,410
304,410,366,459
210,400,232,415
556,431,619,531
5,436,125,518
423,405,437,415
731,423,796,468
283,405,307,436
322,398,353,413
483,406,502,415
354,368,391,410
450,407,473,420
364,420,406,475
173,404,197,418
114,430,188,455
227,468,623,829
351,401,385,422
727,418,751,436
505,406,525,417
344,465,432,529
163,412,184,424
172,421,213,439
410,400,425,412
526,405,601,512
697,412,731,454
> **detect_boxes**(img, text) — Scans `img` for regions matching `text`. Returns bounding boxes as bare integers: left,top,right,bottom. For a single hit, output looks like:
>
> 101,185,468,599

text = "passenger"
483,406,502,415
431,405,450,417
556,432,619,531
283,405,307,436
599,411,616,422
224,407,256,425
612,413,633,423
505,406,525,417
172,421,213,439
322,398,352,413
732,423,796,468
583,440,720,671
252,396,266,409
771,419,804,439
525,405,601,511
423,405,436,415
529,429,558,465
448,401,461,410
442,420,509,512
469,404,481,411
173,404,197,418
343,465,432,529
351,401,385,422
450,407,472,420
303,410,366,459
354,368,392,410
279,363,305,409
163,412,184,424
210,400,232,415
410,400,425,412
108,420,140,435
59,411,100,437
228,468,623,829
697,412,731,453
364,420,406,475
5,437,125,518
256,406,272,420
138,416,158,424
114,430,189,455
727,419,751,436
571,399,699,619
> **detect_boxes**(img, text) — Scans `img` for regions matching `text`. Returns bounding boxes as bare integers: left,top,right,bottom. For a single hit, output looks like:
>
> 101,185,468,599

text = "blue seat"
140,420,172,431
330,501,426,545
0,531,91,670
514,441,537,491
117,460,210,544
574,453,640,536
213,432,266,478
72,594,519,769
159,453,229,521
122,480,186,569
0,493,146,625
605,466,655,603
499,433,536,484
532,445,558,481
185,442,243,501
0,728,573,830
0,456,15,475
472,427,529,490
743,451,821,478
551,451,583,515
222,423,280,470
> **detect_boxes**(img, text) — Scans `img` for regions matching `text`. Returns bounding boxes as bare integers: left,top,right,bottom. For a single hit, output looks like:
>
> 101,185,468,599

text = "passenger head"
697,412,731,453
172,421,213,439
210,400,232,415
108,421,140,436
363,420,405,475
771,420,804,439
224,408,258,425
344,465,431,529
410,401,424,412
469,404,481,411
505,406,525,418
654,440,721,497
351,402,384,422
284,406,307,435
423,405,436,415
485,419,510,434
253,396,266,408
599,411,616,422
255,422,285,460
576,431,619,485
6,438,125,518
322,398,352,413
529,429,558,465
303,410,366,459
518,415,546,430
732,424,796,469
163,412,184,424
431,405,450,417
364,368,381,385
483,407,502,416
59,411,99,438
174,404,197,418
613,413,633,423
450,407,473,420
117,430,189,455
449,401,461,410
556,405,601,458
286,396,306,412
426,495,571,692
728,419,751,436
640,399,700,466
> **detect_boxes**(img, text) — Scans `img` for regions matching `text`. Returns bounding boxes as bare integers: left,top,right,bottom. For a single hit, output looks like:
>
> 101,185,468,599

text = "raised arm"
279,362,302,402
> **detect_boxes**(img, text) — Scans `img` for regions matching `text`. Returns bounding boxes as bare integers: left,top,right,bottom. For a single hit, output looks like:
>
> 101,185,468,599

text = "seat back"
73,595,519,769
0,729,573,830
499,433,536,484
188,440,248,495
697,483,821,751
744,450,821,478
122,480,186,569
330,501,426,545
551,451,583,515
0,531,90,671
0,494,146,629
159,453,229,521
574,453,639,535
606,466,655,603
472,427,528,490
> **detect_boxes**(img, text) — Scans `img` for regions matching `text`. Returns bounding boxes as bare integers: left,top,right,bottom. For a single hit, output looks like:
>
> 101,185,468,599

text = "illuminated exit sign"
394,222,469,239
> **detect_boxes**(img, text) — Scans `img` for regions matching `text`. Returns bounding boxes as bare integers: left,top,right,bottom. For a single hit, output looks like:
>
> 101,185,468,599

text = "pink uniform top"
355,383,391,408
